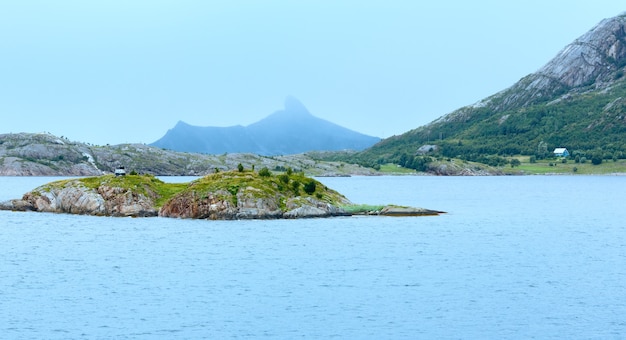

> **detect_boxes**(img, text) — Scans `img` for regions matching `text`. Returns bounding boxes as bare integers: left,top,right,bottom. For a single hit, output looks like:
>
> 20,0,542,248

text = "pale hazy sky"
1,1,624,145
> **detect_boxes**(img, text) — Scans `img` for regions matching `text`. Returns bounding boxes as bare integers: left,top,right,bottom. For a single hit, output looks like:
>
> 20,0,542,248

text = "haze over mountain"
352,12,626,167
151,97,380,155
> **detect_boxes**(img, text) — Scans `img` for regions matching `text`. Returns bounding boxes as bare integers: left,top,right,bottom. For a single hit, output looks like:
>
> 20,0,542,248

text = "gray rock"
236,186,283,219
11,180,158,217
378,206,444,216
284,196,349,218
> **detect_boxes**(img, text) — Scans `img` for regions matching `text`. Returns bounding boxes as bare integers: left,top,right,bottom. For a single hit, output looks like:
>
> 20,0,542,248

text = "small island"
0,168,444,219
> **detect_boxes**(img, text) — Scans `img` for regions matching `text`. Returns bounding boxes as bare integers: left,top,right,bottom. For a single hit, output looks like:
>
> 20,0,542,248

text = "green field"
378,163,420,174
502,157,626,175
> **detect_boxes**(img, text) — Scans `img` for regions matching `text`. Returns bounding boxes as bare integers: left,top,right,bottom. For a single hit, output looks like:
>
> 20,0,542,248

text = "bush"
237,163,244,172
291,180,301,194
591,156,602,165
258,167,271,177
303,180,316,194
278,174,289,184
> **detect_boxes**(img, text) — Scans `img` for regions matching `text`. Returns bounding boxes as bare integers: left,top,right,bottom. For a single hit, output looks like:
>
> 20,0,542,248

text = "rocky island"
0,169,444,219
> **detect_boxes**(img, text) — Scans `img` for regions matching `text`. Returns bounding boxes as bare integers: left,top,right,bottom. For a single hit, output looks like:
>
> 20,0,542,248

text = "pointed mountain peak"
284,95,310,115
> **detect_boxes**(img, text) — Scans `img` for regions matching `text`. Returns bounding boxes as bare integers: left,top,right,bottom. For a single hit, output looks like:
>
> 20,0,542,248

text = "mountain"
150,96,381,155
0,132,377,176
355,13,626,166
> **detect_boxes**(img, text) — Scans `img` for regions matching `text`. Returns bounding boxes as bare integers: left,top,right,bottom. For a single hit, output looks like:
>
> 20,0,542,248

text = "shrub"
303,180,316,194
591,155,602,165
258,167,271,177
278,174,289,184
291,180,300,194
237,163,244,172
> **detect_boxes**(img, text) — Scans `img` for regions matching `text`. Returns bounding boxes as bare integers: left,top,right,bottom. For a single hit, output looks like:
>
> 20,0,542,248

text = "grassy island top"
44,167,349,209
23,167,443,217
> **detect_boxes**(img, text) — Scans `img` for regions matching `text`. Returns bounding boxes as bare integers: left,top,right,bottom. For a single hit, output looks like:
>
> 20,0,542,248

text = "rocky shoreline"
0,172,444,219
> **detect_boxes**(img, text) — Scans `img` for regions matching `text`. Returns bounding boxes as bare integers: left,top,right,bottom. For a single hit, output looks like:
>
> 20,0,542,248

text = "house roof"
553,147,568,153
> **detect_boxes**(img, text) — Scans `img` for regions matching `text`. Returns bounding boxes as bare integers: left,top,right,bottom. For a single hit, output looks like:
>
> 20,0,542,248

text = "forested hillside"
323,13,626,170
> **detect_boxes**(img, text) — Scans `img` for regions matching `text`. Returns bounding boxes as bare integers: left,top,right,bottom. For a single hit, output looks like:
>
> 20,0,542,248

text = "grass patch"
378,163,417,174
341,204,386,214
502,158,626,175
78,174,186,207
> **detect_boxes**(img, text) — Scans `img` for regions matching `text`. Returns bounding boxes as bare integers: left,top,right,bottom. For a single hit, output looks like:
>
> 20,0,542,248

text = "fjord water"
1,176,625,339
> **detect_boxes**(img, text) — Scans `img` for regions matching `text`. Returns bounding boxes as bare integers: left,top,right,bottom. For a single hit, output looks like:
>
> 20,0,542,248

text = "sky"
1,1,625,145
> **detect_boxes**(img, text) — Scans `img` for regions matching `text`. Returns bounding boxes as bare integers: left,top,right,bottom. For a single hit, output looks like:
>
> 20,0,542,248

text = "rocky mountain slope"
150,96,380,155
0,132,377,176
356,12,626,165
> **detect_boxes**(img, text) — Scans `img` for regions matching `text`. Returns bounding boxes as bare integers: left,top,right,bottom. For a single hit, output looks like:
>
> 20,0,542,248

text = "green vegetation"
340,204,386,214
501,156,626,175
75,173,187,207
35,168,348,211
310,70,626,174
164,169,346,208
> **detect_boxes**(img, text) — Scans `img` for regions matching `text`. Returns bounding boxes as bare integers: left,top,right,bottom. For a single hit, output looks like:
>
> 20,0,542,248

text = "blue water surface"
1,176,625,339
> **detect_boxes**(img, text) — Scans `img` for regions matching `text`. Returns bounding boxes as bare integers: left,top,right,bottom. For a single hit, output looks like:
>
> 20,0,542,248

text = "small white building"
114,166,126,176
553,148,569,157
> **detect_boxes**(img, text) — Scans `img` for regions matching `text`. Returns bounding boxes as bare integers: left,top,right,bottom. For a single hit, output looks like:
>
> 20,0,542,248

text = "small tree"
303,179,316,194
291,180,301,194
258,167,271,177
237,163,244,172
591,154,603,165
510,159,521,168
278,174,289,184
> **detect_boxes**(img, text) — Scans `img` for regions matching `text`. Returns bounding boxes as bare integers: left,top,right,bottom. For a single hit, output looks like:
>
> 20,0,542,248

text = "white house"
553,148,569,157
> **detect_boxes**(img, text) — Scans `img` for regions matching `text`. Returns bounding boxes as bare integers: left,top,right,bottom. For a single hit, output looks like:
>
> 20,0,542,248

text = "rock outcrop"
1,172,443,219
157,172,352,220
0,132,377,176
3,178,158,217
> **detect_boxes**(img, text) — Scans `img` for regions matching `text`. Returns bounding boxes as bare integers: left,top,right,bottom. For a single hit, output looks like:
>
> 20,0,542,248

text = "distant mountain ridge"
355,12,626,165
150,97,380,155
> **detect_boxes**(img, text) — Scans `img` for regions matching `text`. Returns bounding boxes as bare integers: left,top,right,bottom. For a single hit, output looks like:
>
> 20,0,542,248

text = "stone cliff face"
5,179,158,217
492,14,626,111
436,13,626,122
